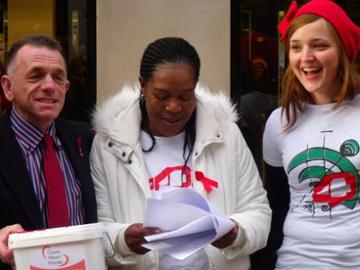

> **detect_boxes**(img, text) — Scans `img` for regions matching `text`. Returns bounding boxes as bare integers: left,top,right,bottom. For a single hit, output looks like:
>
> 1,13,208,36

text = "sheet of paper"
143,188,234,260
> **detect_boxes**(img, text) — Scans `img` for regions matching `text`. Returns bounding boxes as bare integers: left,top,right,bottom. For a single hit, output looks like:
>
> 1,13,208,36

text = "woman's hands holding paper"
125,223,160,254
211,220,239,249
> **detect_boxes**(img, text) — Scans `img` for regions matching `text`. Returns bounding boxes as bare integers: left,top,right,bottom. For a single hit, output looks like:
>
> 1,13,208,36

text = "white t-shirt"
140,131,209,270
263,96,360,269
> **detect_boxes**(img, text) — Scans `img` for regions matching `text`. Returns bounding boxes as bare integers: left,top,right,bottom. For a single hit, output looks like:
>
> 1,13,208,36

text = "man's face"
2,45,69,131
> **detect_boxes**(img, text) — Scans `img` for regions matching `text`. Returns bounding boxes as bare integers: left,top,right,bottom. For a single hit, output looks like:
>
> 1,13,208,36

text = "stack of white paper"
143,188,234,260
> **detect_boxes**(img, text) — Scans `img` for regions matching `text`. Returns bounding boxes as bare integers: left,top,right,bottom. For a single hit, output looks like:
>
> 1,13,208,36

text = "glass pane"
56,0,93,122
231,0,281,178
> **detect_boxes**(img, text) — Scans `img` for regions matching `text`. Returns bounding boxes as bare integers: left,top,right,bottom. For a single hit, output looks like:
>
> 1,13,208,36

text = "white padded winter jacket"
90,84,271,270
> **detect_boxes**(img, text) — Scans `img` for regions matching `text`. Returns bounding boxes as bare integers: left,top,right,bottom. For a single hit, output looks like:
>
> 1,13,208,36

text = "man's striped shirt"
10,109,84,227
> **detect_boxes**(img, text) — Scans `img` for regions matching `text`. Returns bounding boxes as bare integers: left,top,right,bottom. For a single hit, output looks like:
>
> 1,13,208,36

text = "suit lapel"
55,120,86,185
0,115,43,227
55,119,97,224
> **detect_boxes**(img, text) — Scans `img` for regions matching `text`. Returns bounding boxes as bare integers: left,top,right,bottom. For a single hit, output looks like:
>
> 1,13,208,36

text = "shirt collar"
10,108,57,153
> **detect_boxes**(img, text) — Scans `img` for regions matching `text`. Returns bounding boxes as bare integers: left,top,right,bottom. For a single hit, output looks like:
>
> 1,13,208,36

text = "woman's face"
289,18,340,104
141,62,196,137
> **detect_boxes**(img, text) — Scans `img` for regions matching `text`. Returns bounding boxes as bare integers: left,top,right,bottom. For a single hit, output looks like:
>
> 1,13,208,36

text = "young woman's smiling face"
141,62,196,137
289,18,340,104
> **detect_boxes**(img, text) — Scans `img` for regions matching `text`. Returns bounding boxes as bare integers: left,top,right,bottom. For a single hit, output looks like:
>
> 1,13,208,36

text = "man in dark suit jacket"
0,34,97,269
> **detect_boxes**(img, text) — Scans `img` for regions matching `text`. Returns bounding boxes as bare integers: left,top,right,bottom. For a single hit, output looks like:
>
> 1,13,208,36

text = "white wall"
97,0,230,102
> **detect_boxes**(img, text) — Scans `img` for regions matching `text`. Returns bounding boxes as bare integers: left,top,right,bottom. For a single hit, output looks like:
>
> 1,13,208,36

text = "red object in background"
240,31,278,75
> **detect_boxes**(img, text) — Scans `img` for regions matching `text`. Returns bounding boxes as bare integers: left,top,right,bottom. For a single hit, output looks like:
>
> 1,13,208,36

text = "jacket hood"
92,83,238,142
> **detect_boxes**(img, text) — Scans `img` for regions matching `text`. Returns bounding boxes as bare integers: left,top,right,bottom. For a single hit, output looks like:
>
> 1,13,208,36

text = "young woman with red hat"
261,0,360,269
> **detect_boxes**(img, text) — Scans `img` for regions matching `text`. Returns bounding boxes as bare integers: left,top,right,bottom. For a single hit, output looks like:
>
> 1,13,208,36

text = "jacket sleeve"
90,134,139,266
222,124,272,259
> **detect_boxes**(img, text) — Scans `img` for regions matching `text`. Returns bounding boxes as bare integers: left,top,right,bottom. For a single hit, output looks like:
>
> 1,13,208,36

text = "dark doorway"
56,0,96,122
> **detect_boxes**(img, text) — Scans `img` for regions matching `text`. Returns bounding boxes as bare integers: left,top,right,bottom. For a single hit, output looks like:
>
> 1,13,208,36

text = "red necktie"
43,134,70,228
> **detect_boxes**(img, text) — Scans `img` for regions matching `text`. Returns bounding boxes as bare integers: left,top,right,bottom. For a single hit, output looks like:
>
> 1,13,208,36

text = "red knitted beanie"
278,0,360,62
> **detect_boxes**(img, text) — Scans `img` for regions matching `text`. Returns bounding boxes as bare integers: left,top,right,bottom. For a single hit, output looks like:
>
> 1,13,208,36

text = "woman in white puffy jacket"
91,37,271,270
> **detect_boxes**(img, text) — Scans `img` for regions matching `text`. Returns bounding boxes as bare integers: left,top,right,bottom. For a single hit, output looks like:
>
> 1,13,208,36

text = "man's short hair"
5,34,65,73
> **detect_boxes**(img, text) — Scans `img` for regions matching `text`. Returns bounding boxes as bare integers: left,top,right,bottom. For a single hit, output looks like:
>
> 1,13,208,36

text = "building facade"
1,0,359,176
